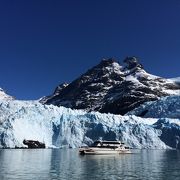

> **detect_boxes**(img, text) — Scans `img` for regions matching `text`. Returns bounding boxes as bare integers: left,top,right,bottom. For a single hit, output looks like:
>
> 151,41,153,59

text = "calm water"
0,149,180,180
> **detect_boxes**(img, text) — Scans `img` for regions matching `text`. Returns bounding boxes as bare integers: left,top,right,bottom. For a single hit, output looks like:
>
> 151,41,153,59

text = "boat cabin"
91,140,123,148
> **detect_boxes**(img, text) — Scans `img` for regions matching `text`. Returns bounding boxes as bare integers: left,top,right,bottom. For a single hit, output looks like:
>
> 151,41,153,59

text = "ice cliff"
0,98,179,149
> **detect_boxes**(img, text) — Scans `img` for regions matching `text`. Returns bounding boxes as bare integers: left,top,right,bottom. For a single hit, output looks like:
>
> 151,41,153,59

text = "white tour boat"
79,140,131,155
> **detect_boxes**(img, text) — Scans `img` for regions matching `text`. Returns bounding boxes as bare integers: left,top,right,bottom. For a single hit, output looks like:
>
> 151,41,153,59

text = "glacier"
0,98,180,149
127,95,180,119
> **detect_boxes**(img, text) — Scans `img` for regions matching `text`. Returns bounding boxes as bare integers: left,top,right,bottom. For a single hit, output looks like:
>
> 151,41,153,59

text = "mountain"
0,98,176,149
41,57,180,115
0,88,14,100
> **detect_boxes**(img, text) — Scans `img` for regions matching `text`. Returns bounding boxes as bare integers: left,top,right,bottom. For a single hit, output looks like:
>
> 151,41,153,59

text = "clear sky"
0,0,180,100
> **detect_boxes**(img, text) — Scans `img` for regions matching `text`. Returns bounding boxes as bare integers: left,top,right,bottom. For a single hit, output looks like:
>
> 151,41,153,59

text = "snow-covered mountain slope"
41,57,180,115
0,99,180,149
127,96,180,119
0,88,14,100
168,77,180,85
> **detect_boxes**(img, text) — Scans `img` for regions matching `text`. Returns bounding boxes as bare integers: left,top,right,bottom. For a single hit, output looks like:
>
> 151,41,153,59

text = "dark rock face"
23,139,45,148
54,83,69,95
123,56,143,69
40,57,180,115
40,83,68,104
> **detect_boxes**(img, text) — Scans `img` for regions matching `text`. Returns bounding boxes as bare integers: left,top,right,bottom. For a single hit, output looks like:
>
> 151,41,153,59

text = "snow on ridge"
0,88,14,100
111,61,123,74
162,89,180,95
0,99,171,149
168,77,180,83
103,61,123,76
125,75,141,85
135,70,160,80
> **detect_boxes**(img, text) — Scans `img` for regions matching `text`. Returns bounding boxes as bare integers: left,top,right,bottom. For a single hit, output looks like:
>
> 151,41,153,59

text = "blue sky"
0,0,180,99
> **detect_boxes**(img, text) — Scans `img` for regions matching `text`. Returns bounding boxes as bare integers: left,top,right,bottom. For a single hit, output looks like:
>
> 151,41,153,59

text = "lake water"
0,149,180,180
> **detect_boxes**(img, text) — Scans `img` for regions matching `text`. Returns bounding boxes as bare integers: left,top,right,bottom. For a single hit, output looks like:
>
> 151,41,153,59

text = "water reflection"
0,149,52,180
0,149,180,180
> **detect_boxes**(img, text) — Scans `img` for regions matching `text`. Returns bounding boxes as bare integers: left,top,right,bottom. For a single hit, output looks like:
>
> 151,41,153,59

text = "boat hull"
79,148,131,155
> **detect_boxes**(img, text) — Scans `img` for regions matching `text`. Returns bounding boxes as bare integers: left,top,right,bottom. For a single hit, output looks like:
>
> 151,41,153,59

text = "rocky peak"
98,58,116,67
86,58,122,74
75,58,123,86
123,56,143,70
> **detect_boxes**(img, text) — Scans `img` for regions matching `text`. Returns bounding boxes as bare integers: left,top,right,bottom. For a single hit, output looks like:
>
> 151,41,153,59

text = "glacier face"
0,98,179,149
126,95,180,149
153,119,180,149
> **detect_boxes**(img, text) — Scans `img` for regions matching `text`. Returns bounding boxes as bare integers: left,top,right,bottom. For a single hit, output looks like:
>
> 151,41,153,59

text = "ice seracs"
0,98,179,149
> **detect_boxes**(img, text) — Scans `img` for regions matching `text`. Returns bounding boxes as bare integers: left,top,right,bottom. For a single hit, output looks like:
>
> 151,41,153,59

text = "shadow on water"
0,149,180,180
